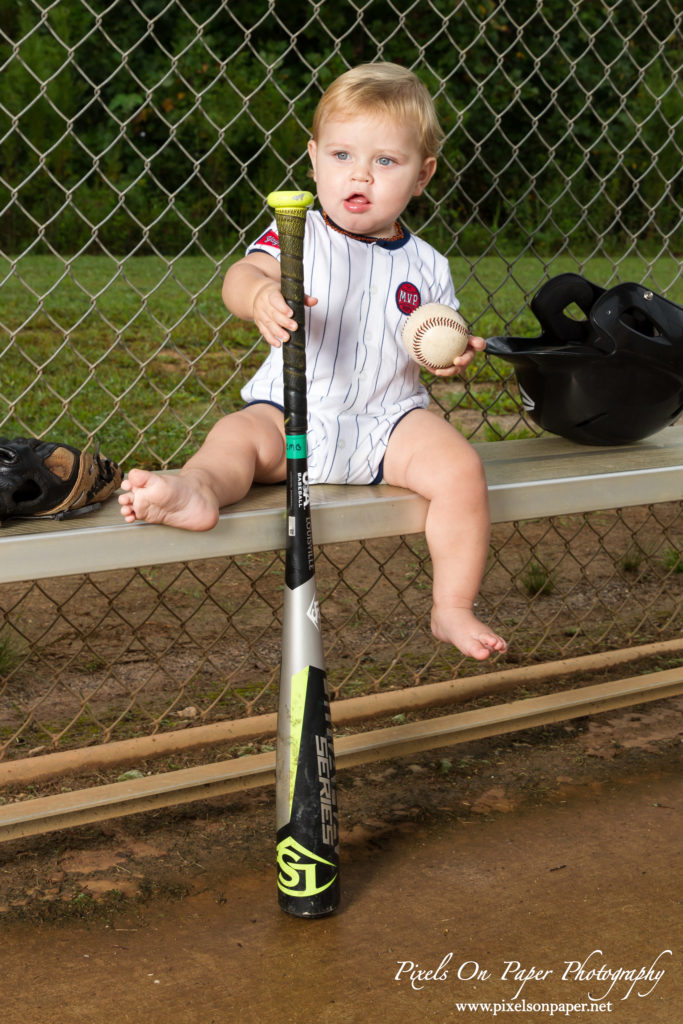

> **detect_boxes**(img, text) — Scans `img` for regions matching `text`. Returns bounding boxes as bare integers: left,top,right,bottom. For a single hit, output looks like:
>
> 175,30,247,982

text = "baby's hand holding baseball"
432,335,484,377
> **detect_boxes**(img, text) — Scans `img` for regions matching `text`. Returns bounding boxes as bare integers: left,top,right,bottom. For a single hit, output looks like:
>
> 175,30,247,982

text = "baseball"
402,303,470,370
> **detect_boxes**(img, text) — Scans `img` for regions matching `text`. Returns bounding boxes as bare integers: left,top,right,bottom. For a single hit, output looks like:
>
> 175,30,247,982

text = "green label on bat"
276,835,338,898
286,434,307,458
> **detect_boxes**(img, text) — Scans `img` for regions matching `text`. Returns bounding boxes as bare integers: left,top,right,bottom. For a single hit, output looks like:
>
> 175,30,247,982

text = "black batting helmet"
486,273,683,445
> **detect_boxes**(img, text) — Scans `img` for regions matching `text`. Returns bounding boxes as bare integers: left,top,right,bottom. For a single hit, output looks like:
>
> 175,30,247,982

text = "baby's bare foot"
431,604,507,661
118,468,219,531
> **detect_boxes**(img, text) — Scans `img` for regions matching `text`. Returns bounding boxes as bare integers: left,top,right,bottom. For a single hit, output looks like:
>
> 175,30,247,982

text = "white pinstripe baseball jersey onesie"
242,209,459,484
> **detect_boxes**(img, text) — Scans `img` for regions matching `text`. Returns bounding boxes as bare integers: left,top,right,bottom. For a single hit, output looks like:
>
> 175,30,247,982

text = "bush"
0,0,680,256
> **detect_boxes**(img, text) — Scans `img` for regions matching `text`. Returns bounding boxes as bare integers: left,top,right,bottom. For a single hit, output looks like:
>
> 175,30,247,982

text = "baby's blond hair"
312,63,444,159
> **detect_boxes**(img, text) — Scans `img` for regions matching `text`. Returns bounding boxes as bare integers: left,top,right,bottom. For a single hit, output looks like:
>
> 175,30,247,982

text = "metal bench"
1,425,681,839
2,427,681,582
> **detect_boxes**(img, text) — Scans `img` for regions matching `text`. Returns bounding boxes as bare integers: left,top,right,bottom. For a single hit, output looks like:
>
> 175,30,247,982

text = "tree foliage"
0,0,680,256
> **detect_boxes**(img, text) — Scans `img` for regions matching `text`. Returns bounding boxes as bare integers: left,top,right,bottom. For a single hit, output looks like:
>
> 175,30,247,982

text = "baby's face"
307,113,436,238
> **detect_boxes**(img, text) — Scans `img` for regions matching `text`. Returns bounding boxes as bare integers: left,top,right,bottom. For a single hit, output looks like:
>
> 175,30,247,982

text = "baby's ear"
414,155,437,196
307,138,318,180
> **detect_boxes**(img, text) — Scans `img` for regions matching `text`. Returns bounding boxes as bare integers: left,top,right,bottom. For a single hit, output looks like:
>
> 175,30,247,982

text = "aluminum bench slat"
0,425,680,584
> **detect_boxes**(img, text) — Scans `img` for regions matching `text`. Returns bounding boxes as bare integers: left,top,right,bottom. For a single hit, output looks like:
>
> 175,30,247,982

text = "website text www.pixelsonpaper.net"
453,1000,612,1016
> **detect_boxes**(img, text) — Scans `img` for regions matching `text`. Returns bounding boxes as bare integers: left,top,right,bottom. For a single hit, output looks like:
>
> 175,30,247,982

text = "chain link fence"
0,1,681,763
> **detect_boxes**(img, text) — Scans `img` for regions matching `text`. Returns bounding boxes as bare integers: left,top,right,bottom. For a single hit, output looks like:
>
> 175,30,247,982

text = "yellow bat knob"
267,190,315,210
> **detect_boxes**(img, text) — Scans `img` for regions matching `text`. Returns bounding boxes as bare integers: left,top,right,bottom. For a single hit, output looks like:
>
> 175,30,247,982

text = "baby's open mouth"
344,193,371,211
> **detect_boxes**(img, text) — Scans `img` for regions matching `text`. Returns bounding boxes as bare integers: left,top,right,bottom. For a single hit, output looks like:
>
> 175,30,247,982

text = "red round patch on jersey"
396,282,421,315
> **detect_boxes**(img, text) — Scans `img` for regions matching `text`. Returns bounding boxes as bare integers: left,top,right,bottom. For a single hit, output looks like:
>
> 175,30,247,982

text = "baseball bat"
267,190,340,917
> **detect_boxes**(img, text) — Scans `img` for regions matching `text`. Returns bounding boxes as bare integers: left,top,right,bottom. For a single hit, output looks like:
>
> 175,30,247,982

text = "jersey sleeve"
433,251,459,310
246,220,282,260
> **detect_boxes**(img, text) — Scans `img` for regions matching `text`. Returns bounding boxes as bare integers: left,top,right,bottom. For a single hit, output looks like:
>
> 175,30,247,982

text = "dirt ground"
0,692,680,1024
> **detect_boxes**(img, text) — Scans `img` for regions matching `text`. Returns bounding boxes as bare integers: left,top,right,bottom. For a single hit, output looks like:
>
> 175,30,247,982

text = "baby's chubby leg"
383,409,507,661
118,404,287,530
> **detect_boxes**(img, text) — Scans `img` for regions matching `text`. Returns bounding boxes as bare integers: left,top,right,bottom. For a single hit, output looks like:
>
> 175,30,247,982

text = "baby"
119,62,507,661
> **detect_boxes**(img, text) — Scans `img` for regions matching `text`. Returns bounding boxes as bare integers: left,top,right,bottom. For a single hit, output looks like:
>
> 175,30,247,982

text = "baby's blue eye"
334,151,350,161
377,156,394,166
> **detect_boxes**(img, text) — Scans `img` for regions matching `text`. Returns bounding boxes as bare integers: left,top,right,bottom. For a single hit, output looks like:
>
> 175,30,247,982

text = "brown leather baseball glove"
0,438,123,521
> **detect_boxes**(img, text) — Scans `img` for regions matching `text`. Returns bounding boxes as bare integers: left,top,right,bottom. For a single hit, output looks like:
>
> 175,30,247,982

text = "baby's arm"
222,252,317,348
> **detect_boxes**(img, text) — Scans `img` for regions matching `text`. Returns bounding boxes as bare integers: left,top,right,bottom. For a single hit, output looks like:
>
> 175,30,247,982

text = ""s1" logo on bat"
276,836,338,898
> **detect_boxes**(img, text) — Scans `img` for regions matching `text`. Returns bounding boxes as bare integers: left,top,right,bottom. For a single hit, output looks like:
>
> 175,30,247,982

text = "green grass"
663,547,683,574
0,632,21,676
521,560,555,597
0,254,265,465
455,253,683,339
1,253,680,468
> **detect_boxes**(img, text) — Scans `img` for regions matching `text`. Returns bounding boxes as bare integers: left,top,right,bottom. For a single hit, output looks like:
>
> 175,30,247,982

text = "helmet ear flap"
591,283,683,362
530,273,605,344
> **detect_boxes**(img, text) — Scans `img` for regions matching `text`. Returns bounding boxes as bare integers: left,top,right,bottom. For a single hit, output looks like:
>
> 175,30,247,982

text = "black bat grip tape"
273,209,308,435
